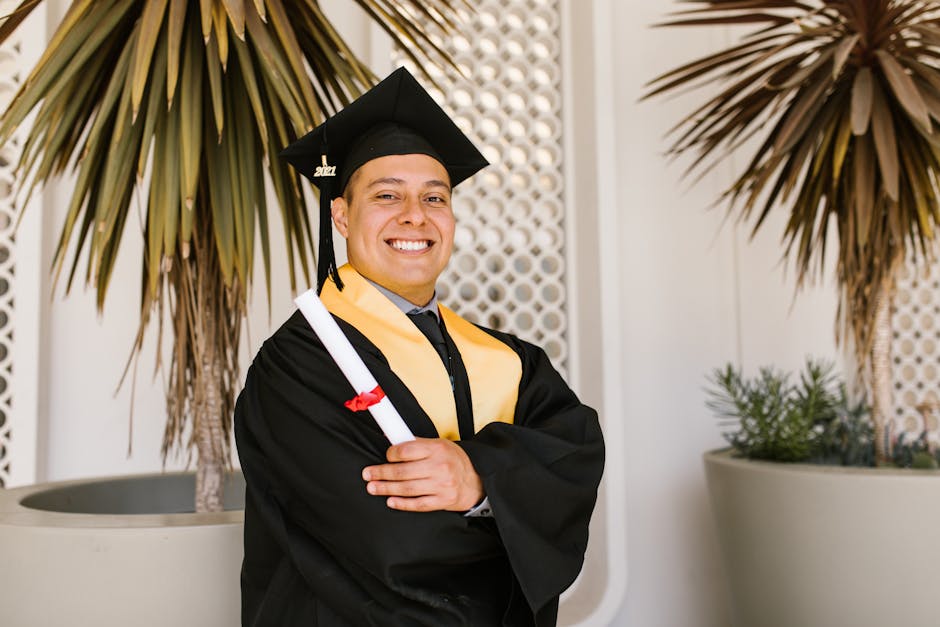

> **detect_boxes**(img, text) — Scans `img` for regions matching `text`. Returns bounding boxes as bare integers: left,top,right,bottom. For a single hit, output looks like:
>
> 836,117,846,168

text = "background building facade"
3,1,851,625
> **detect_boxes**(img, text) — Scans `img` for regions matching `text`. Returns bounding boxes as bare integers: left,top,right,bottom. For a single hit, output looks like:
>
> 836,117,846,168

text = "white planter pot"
0,472,244,627
704,450,940,627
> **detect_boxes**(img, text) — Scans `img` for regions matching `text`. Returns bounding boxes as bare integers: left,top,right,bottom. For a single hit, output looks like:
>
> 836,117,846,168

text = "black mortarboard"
280,67,489,292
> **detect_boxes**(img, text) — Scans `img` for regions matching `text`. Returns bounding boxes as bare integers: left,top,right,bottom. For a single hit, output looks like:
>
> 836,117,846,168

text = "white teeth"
389,240,430,251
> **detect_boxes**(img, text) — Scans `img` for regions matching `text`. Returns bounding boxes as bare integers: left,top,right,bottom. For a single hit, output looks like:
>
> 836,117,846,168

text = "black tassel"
315,131,343,294
316,178,343,294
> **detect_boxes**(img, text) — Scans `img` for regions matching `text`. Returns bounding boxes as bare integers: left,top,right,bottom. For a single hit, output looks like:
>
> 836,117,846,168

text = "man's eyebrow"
365,177,406,188
364,177,451,190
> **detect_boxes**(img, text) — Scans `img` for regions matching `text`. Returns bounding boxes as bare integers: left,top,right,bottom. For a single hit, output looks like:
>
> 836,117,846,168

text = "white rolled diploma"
294,288,416,445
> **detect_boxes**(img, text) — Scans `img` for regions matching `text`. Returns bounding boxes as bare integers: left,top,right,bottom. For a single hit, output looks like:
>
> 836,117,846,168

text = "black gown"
234,307,605,626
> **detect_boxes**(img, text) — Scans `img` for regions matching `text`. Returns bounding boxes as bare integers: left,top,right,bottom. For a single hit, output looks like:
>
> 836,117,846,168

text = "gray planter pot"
704,450,940,627
0,472,244,627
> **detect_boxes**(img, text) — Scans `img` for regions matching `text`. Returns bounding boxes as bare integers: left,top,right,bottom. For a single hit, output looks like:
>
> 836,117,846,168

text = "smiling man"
335,153,455,309
234,68,604,627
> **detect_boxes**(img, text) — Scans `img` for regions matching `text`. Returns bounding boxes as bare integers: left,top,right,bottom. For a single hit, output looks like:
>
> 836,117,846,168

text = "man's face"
331,153,455,305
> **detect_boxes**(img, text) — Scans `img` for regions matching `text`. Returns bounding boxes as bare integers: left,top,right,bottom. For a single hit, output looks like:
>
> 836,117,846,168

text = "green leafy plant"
0,0,468,510
814,384,874,466
892,430,940,469
706,359,873,464
647,1,940,464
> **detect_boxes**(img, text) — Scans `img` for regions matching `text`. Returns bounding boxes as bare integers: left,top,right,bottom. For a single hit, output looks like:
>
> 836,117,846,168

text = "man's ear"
331,197,349,238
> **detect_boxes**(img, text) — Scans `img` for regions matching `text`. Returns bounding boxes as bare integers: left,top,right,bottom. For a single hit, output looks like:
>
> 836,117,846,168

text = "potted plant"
704,360,940,626
0,1,467,625
646,2,940,625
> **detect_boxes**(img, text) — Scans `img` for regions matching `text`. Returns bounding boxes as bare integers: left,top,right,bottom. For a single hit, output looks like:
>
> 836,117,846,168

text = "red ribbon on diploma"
344,385,386,412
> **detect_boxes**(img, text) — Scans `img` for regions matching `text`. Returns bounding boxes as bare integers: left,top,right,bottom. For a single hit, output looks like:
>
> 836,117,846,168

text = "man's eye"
376,193,397,200
426,195,447,203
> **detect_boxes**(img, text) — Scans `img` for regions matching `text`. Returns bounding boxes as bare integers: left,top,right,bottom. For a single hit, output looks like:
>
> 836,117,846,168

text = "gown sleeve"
456,332,605,616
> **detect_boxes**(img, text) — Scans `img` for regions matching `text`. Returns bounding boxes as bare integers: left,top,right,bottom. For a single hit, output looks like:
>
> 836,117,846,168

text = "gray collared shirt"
364,277,492,518
368,280,441,321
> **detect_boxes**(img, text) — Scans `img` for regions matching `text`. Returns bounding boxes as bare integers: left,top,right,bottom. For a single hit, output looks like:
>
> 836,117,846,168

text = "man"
235,67,604,626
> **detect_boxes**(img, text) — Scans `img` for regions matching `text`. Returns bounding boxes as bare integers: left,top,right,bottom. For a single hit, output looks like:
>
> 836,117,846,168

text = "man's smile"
387,238,432,252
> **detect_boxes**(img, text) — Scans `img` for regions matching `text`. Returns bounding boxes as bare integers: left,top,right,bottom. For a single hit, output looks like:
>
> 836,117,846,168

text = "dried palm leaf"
0,0,470,509
646,1,940,462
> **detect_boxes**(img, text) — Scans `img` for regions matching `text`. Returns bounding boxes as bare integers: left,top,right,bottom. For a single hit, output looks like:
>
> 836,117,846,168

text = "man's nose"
398,196,427,224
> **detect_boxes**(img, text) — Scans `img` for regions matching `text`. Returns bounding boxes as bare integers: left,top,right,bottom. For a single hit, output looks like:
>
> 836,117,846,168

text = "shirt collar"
364,277,440,322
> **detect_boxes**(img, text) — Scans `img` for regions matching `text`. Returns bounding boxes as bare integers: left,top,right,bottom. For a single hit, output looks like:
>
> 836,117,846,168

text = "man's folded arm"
236,328,504,579
456,337,605,614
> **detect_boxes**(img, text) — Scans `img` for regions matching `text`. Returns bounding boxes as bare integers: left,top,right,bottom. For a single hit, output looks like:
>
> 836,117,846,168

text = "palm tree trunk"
870,279,894,465
181,217,234,514
195,350,225,513
190,234,228,513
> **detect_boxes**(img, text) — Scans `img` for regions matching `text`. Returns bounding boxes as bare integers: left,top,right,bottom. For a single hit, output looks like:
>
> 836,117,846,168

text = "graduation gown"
234,276,605,626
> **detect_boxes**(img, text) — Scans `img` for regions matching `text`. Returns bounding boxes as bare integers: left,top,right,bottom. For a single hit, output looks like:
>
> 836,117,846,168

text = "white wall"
607,2,840,626
36,1,171,481
26,1,846,625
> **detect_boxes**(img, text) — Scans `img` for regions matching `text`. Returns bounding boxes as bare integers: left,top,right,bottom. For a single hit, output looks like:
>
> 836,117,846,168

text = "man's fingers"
361,438,484,512
384,438,439,463
362,460,430,482
385,495,443,513
366,478,441,498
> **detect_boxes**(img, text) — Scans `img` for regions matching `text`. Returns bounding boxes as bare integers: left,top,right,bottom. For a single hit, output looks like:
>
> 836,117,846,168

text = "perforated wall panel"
0,1,22,486
395,0,569,376
891,251,940,447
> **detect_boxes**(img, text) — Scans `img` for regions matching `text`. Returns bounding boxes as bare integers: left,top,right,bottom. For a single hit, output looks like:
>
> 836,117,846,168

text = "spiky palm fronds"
646,1,940,462
0,0,468,509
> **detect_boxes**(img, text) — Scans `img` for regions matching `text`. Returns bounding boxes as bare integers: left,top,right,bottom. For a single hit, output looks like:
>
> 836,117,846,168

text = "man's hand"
362,437,484,512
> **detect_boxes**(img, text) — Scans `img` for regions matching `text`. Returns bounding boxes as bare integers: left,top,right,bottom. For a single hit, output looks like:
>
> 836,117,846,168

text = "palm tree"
0,0,468,510
646,0,940,463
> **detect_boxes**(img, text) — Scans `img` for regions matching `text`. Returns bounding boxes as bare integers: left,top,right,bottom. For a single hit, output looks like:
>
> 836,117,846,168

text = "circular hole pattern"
393,0,569,376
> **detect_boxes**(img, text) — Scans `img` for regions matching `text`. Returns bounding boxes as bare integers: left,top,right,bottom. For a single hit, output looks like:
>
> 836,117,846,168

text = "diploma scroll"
294,289,416,445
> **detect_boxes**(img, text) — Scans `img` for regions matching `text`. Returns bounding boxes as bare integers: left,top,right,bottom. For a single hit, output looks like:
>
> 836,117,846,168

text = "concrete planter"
704,450,940,627
0,472,244,627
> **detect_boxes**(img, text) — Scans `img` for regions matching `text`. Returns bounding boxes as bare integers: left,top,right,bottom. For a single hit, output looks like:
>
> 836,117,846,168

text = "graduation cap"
280,67,489,292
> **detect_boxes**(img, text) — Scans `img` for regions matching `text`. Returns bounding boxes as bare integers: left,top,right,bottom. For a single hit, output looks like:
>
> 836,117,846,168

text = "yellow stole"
319,265,521,440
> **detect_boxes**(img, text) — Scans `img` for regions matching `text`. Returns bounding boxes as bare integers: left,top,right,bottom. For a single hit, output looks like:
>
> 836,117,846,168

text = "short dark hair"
342,167,362,204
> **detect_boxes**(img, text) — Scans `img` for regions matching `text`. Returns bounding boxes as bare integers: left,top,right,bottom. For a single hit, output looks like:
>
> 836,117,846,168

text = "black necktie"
407,311,452,386
408,310,475,438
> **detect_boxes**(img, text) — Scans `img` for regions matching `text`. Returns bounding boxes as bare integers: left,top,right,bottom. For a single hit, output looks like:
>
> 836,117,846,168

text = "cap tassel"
316,180,343,294
315,132,343,294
